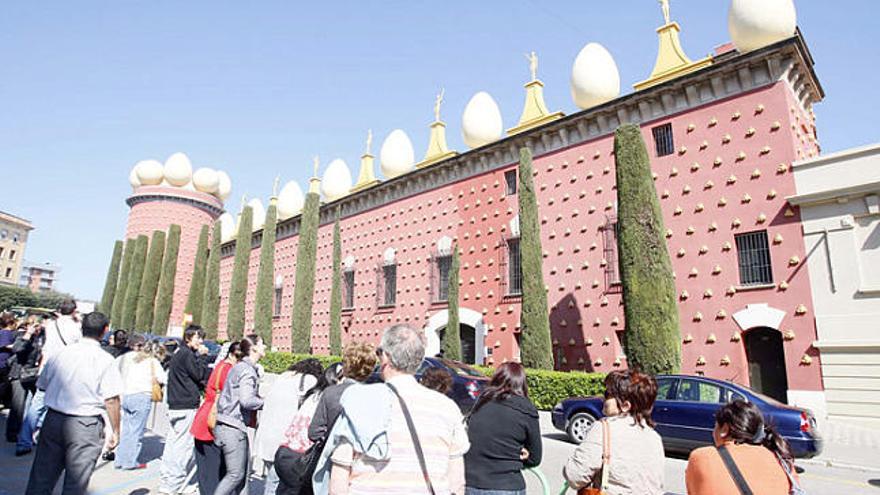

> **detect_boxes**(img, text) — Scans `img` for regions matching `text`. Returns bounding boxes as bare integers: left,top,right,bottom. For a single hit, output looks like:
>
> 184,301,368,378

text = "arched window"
377,248,397,307
432,236,453,302
343,255,356,310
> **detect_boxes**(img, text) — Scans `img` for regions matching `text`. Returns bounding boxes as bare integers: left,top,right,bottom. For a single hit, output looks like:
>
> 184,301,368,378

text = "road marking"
90,469,157,495
801,471,873,488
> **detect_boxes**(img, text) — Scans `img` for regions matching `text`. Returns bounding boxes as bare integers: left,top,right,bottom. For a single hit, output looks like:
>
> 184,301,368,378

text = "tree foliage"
254,200,279,346
135,230,165,331
99,240,123,314
110,239,136,326
0,286,73,313
152,224,181,335
201,220,222,339
185,224,210,325
614,124,681,375
328,211,342,356
517,147,554,370
291,190,320,353
120,235,148,330
442,244,462,361
226,206,253,340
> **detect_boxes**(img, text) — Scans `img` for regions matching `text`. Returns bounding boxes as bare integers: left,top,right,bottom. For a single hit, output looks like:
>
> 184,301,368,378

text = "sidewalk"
804,419,880,471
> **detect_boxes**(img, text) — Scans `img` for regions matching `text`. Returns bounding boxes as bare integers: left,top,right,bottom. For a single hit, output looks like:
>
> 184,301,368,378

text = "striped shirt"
331,374,469,495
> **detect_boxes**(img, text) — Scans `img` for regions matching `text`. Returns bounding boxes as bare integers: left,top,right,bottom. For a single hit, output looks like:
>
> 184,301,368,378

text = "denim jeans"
263,460,279,495
115,393,152,469
465,489,527,495
17,388,47,451
159,408,197,493
214,423,250,495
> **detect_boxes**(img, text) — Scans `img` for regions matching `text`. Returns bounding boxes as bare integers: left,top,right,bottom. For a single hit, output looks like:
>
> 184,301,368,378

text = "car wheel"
566,412,596,443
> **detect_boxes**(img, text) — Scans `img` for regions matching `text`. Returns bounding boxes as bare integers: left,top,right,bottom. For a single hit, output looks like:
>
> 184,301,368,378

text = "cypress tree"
328,211,342,356
517,147,554,370
184,224,210,325
153,225,181,335
201,220,222,339
226,206,253,340
120,235,148,330
99,240,123,314
254,199,279,345
135,230,165,331
614,124,681,375
291,187,320,353
442,243,462,361
111,239,135,326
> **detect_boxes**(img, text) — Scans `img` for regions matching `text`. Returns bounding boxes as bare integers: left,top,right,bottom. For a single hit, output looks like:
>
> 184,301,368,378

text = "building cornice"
222,34,822,257
126,186,225,218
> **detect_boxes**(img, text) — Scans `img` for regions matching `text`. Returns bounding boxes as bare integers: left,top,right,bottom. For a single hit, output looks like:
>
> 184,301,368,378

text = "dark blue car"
368,357,489,412
551,374,822,458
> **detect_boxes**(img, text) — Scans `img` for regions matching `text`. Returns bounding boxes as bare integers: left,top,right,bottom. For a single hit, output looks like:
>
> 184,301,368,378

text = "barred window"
343,270,355,309
735,231,773,285
383,264,397,306
505,169,517,195
273,287,282,316
436,255,452,302
603,218,621,286
507,239,522,296
652,123,674,157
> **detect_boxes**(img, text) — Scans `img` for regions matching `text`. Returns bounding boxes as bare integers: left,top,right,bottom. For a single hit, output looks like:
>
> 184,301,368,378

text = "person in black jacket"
10,317,45,456
464,362,542,495
158,325,210,495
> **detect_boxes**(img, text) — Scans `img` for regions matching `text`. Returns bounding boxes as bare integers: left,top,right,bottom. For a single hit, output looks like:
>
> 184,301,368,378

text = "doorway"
438,324,476,364
744,327,789,403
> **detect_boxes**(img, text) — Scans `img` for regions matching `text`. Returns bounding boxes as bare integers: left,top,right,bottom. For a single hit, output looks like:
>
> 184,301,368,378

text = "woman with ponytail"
686,399,804,494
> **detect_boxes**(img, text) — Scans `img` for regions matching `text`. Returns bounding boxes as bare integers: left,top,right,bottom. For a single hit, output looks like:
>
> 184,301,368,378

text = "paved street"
2,407,880,494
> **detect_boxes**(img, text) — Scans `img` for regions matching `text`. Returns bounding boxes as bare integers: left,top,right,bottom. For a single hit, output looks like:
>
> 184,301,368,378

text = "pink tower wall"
125,186,222,330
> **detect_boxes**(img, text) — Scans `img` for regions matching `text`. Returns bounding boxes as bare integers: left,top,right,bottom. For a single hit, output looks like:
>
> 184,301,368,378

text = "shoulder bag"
150,359,164,402
206,365,225,431
717,444,754,495
777,453,807,495
387,382,436,495
578,419,610,495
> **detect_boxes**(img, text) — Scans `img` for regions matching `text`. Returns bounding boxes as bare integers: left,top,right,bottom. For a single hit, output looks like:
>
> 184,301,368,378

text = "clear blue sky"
1,1,877,300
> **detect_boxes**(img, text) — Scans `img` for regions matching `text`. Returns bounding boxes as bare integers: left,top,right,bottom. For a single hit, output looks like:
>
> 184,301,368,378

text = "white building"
789,143,880,426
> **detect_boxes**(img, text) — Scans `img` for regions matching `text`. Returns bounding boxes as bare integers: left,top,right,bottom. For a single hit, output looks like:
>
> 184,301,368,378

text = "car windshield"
439,359,485,377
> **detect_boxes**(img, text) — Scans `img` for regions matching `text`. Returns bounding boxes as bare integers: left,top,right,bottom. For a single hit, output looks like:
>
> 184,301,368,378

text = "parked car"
367,357,489,413
551,374,822,458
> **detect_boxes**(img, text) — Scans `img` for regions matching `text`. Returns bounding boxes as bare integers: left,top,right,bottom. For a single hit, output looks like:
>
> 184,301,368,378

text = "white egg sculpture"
379,129,416,178
461,92,503,149
248,198,266,231
163,152,193,187
216,171,232,201
321,158,353,201
728,0,796,53
129,167,142,189
220,212,236,243
570,43,621,110
192,168,220,194
277,180,305,219
134,159,164,186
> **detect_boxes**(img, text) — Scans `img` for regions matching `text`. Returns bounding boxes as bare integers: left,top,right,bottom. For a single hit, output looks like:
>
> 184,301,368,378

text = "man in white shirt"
24,311,123,495
40,298,82,365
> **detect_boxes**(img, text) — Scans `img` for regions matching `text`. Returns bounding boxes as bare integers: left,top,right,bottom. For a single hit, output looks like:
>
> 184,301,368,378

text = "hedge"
260,352,605,410
227,206,254,340
134,230,166,331
98,240,123,314
152,225,181,335
201,220,222,338
254,201,279,344
185,224,210,326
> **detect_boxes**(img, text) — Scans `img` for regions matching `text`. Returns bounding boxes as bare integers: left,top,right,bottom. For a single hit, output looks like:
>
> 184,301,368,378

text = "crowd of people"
0,301,805,495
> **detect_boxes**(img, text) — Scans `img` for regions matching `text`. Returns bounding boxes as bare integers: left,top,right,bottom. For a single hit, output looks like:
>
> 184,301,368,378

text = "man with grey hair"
324,324,469,494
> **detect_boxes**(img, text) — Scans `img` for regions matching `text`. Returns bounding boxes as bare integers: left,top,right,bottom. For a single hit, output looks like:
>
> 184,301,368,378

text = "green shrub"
135,230,165,331
111,239,136,326
201,220,222,338
254,201,279,344
227,206,253,340
260,351,605,410
0,285,37,312
442,244,461,361
328,212,342,356
185,224,210,325
153,225,181,335
291,190,320,353
120,235,149,330
99,240,123,314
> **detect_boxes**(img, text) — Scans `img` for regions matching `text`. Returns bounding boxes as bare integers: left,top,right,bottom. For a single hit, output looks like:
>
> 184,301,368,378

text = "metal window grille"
603,217,621,286
505,169,517,195
507,238,523,295
343,270,355,309
383,264,397,306
435,255,452,302
273,287,282,316
735,230,773,285
652,123,674,157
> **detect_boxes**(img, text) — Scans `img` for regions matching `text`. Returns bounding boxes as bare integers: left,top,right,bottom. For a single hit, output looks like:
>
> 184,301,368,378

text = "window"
382,264,397,306
657,378,675,400
0,247,3,257
652,123,674,157
12,233,19,243
435,255,452,302
615,330,627,358
735,231,773,285
506,238,522,295
505,169,517,195
676,379,723,403
9,250,15,261
343,270,355,309
4,267,11,278
0,229,7,239
603,218,620,285
273,287,282,316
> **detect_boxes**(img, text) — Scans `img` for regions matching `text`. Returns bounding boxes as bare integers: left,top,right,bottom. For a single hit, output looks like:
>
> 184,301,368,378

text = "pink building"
123,7,827,414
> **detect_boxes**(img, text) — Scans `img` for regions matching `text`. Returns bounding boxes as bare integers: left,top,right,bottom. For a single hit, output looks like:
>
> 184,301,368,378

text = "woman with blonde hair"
114,336,167,470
